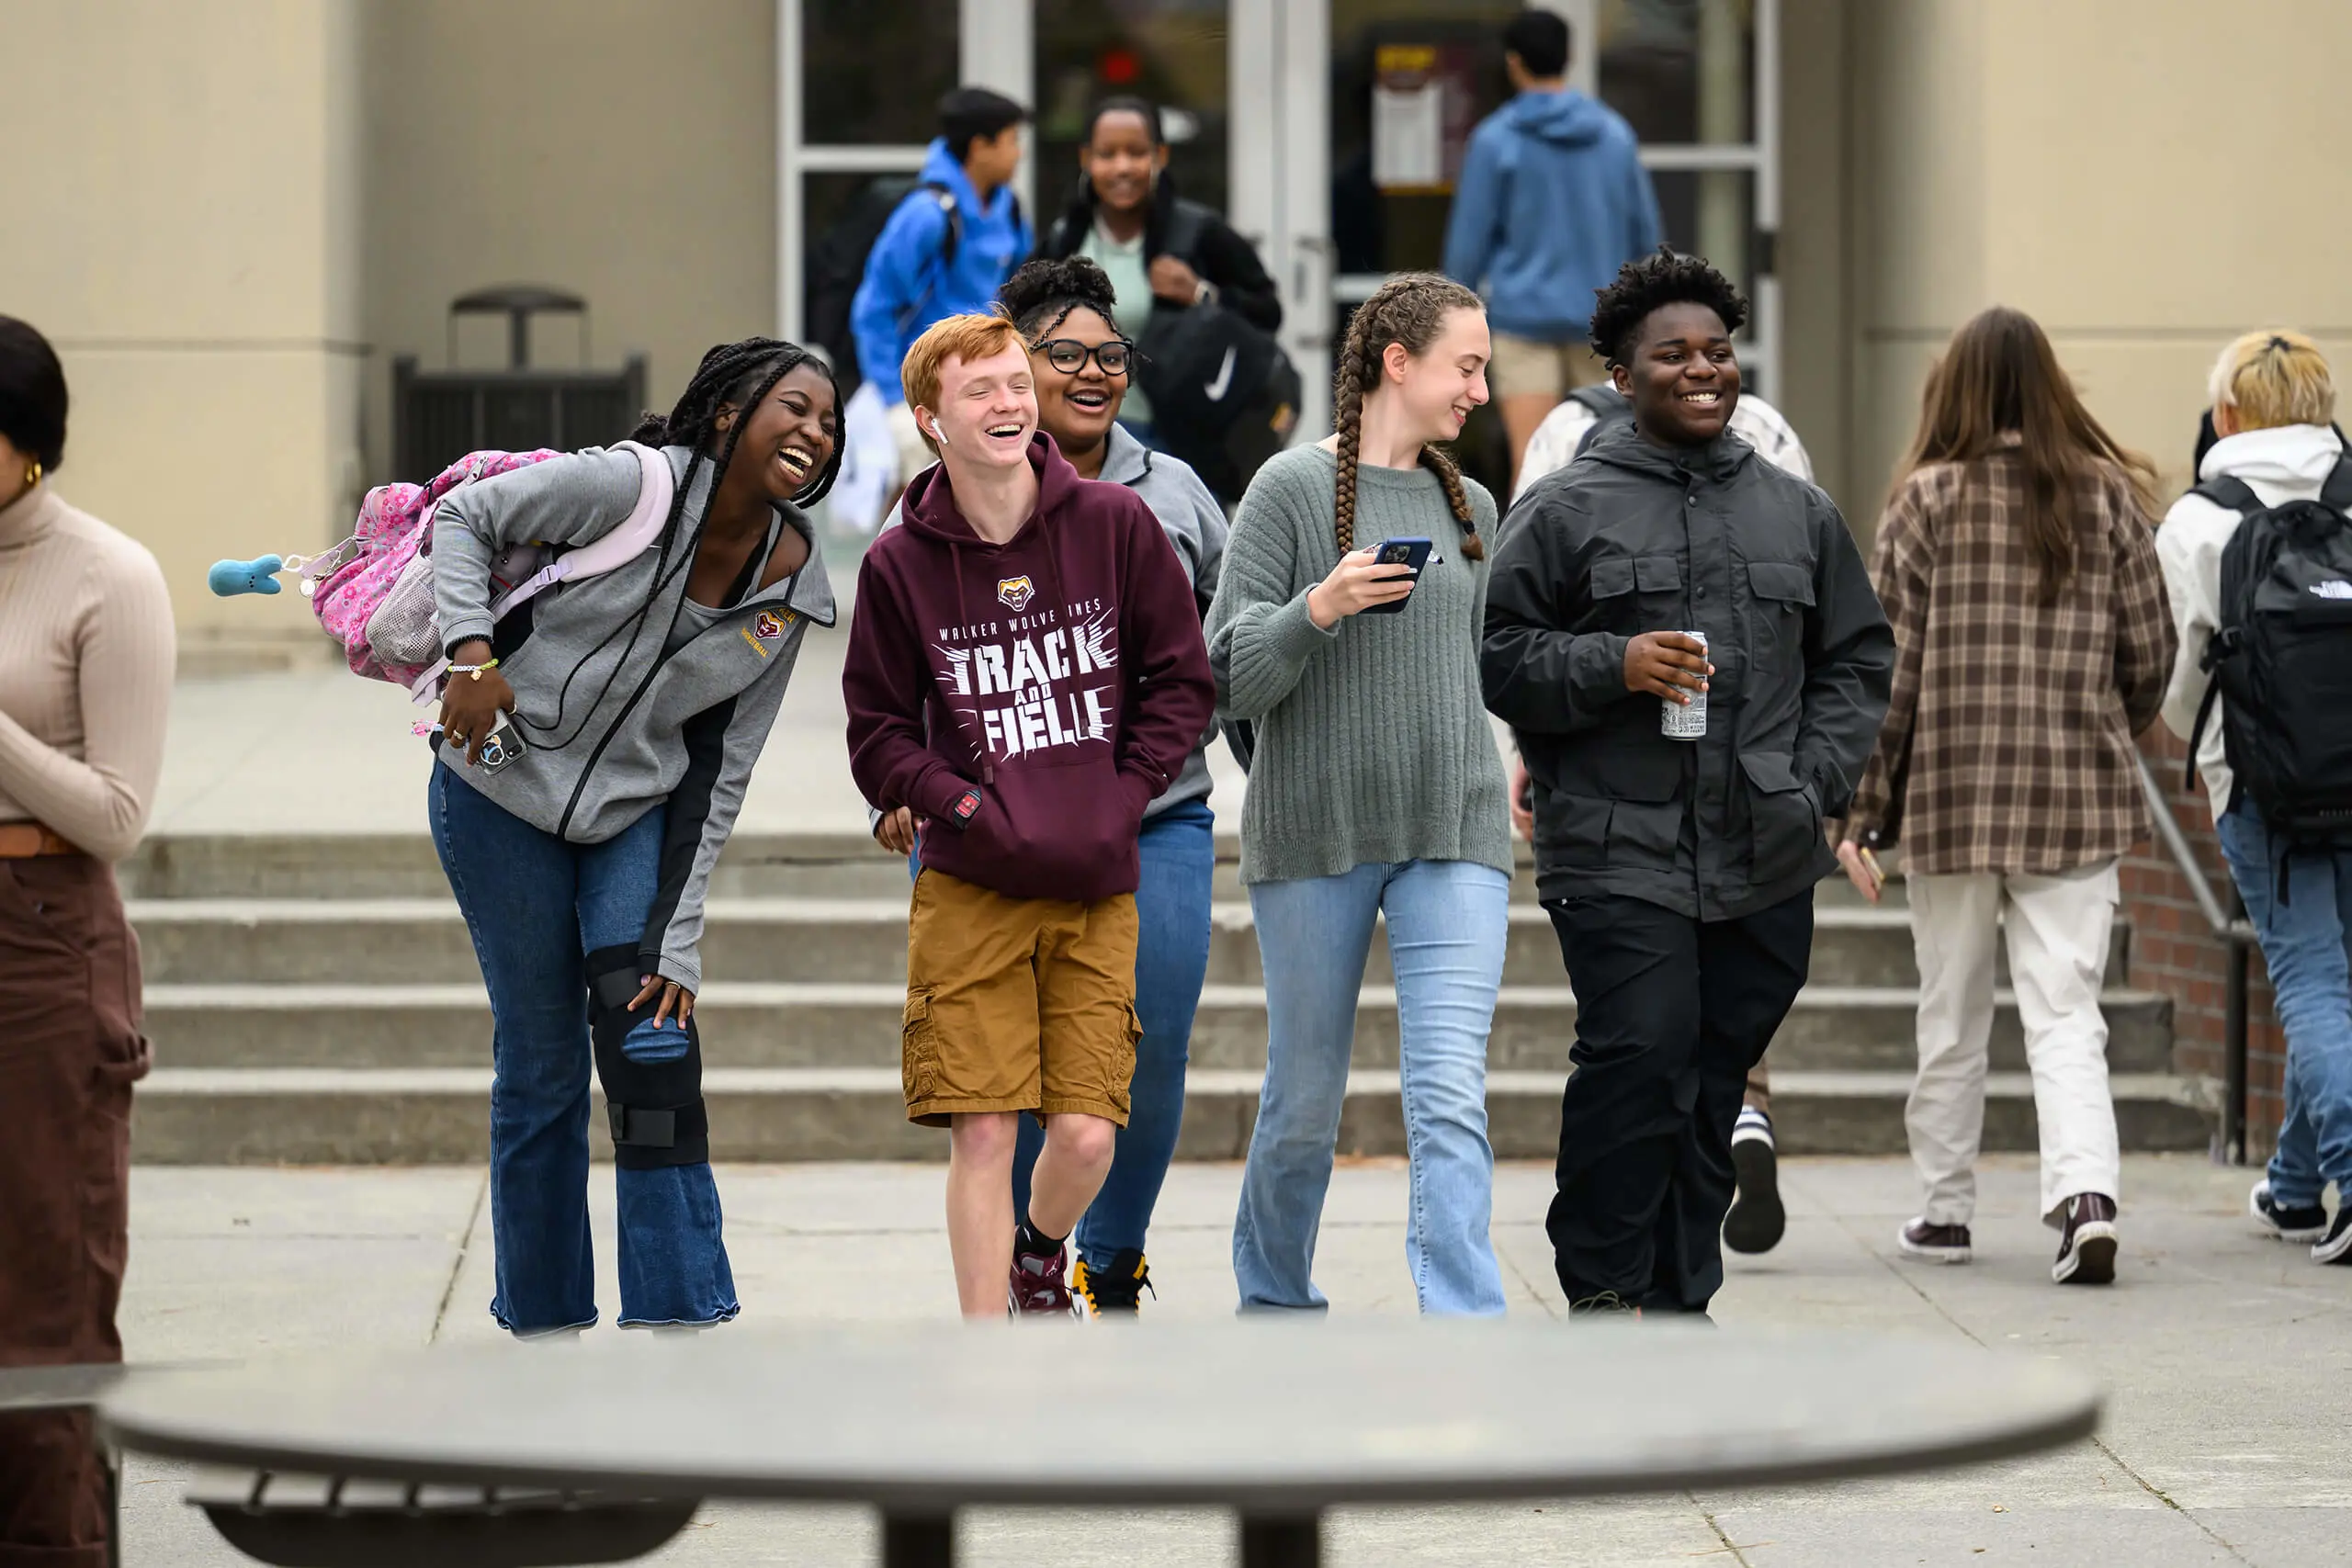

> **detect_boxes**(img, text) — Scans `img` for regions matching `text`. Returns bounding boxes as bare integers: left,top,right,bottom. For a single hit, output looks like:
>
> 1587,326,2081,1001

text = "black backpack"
2185,455,2352,851
804,178,1019,399
1136,209,1301,505
1566,383,1635,456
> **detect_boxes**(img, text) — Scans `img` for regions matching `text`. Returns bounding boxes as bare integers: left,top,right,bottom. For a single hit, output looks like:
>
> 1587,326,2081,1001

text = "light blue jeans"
1233,859,1510,1315
2218,800,2352,1202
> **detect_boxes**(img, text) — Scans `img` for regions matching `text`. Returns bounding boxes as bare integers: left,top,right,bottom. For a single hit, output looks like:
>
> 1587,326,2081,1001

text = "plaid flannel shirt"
1844,447,2176,874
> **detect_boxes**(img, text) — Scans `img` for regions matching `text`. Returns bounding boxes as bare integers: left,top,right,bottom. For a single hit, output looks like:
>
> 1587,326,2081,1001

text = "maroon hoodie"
843,434,1216,903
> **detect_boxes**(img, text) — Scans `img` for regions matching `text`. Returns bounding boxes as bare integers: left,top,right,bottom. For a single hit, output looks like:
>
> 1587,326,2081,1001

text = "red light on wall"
1100,47,1140,85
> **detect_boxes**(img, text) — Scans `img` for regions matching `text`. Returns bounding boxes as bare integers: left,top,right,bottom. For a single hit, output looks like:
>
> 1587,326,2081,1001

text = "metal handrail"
2132,752,2258,1164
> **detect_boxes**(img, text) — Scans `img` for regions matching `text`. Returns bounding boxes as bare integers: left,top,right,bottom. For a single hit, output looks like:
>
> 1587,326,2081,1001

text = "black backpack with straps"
2186,453,2352,852
1134,203,1301,505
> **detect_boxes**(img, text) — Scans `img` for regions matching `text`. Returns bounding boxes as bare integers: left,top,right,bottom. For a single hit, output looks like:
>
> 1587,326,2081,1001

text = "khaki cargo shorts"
1488,332,1609,401
901,868,1141,1128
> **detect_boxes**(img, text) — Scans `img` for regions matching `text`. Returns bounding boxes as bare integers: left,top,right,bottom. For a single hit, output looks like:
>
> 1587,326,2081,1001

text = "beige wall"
1772,0,1853,510
1842,0,2352,526
0,0,365,660
362,0,777,488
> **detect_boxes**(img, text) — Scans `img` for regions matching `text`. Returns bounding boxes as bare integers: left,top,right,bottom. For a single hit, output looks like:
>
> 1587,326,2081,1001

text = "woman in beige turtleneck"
0,314,172,1567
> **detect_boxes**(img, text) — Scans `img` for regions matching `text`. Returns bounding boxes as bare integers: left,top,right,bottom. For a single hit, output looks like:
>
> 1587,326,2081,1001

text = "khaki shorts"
1488,332,1608,401
901,868,1141,1128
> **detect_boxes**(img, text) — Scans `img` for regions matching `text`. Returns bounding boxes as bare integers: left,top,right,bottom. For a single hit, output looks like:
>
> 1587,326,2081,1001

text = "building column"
0,0,365,666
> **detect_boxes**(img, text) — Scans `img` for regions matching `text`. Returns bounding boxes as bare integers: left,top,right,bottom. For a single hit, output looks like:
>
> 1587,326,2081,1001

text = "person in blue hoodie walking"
851,86,1035,491
1442,10,1659,488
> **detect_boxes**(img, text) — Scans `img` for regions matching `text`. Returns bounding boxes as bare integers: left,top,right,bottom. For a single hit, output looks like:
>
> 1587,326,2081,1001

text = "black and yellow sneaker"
1071,1248,1155,1316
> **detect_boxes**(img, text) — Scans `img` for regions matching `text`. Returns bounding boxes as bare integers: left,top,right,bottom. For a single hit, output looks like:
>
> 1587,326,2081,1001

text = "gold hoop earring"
22,461,38,491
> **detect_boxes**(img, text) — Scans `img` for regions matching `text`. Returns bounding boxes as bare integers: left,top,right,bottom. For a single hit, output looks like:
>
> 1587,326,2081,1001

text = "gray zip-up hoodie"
875,425,1225,818
433,444,833,991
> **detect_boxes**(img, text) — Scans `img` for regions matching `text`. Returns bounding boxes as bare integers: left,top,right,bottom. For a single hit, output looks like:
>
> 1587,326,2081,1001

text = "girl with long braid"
1205,272,1515,1315
429,338,841,1336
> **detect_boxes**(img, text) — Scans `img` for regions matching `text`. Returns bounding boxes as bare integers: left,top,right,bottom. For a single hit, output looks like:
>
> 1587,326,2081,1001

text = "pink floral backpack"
209,442,674,703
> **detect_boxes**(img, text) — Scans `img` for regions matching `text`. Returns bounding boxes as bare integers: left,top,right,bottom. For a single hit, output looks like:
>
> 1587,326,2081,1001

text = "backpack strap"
1569,385,1632,457
403,443,677,705
2320,453,2352,513
1159,198,1210,265
2184,668,2224,794
2189,474,2260,513
916,181,964,269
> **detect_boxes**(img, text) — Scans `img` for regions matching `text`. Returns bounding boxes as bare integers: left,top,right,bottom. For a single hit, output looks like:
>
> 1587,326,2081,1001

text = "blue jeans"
430,765,738,1334
1234,859,1510,1315
2218,800,2352,1202
1010,800,1215,1265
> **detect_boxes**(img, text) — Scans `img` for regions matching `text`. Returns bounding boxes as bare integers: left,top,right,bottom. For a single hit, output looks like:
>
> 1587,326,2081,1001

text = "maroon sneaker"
1009,1242,1084,1318
2052,1194,2118,1285
1897,1217,1973,1264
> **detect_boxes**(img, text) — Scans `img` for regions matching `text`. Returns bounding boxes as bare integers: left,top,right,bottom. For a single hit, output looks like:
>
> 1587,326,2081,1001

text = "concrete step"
118,832,1544,905
123,1066,2213,1165
127,897,2119,991
121,831,1926,908
137,979,2177,1076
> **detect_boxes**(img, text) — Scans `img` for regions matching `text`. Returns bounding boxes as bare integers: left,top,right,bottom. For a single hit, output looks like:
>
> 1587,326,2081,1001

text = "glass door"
778,0,966,344
1231,0,1779,497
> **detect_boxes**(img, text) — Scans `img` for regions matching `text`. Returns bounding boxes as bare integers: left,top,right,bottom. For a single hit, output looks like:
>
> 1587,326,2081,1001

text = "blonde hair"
900,311,1026,453
2208,329,2335,433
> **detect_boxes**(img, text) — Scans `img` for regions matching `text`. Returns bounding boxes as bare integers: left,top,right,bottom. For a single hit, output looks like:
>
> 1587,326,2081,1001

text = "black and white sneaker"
2249,1179,2327,1245
1897,1217,1973,1264
2052,1193,2118,1285
2314,1205,2352,1267
1723,1110,1785,1255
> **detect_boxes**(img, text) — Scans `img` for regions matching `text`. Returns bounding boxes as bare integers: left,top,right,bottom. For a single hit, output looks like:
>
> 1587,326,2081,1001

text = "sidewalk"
115,1154,2350,1567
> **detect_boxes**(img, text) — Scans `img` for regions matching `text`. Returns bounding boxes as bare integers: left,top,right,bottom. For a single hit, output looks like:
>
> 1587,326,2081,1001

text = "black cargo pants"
1544,888,1812,1313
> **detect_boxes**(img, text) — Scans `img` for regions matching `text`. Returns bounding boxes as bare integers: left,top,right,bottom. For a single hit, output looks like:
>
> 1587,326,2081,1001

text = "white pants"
1905,861,2123,1226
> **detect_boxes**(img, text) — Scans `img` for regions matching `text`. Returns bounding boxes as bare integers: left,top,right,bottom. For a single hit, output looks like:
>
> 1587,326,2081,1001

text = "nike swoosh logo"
1203,345,1237,401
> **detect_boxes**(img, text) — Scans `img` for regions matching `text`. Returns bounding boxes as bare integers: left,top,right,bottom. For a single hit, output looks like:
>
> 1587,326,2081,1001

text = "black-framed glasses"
1031,337,1136,378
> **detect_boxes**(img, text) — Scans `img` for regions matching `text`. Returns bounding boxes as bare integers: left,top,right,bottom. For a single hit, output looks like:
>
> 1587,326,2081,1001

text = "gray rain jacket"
1482,421,1893,919
433,445,833,990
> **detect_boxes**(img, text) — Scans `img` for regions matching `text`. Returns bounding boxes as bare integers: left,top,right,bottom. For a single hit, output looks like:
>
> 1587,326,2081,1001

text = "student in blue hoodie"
1442,10,1659,487
851,86,1035,489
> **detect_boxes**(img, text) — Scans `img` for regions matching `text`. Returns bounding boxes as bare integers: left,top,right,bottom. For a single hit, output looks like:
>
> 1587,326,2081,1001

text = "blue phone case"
1361,536,1434,615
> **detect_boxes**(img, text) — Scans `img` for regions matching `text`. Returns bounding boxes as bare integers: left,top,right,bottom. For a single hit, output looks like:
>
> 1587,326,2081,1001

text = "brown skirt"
0,853,149,1566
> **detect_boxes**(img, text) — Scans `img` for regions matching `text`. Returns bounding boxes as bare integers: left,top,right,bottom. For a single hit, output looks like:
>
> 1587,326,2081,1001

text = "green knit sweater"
1205,444,1513,886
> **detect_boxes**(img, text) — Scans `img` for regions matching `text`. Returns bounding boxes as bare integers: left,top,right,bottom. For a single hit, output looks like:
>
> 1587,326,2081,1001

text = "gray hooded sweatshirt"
433,444,834,991
876,424,1226,819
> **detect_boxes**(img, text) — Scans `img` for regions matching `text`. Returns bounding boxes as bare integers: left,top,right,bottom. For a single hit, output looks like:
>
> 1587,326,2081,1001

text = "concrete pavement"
113,1154,2352,1567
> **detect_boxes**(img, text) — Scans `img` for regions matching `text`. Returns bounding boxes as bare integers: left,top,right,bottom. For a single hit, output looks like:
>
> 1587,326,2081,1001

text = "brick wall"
2124,727,2283,1156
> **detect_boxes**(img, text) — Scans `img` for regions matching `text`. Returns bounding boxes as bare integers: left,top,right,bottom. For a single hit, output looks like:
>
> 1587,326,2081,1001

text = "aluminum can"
1660,630,1708,740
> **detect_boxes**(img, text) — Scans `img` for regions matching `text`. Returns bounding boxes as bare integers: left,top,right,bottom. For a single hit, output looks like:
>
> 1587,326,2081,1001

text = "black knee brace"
586,944,709,1169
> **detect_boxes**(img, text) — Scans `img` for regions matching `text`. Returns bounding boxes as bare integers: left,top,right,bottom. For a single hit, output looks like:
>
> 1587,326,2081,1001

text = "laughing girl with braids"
428,338,841,1336
1205,272,1514,1315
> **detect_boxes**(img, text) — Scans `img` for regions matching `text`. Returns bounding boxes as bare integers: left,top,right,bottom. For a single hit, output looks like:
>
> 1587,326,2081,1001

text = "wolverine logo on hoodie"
996,575,1035,611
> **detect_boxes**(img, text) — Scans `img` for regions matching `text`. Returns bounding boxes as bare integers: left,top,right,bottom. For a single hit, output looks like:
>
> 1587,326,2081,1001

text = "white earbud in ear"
930,421,949,449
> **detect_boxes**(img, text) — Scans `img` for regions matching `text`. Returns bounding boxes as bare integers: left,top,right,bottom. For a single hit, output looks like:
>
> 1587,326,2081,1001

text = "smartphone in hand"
1361,536,1434,615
